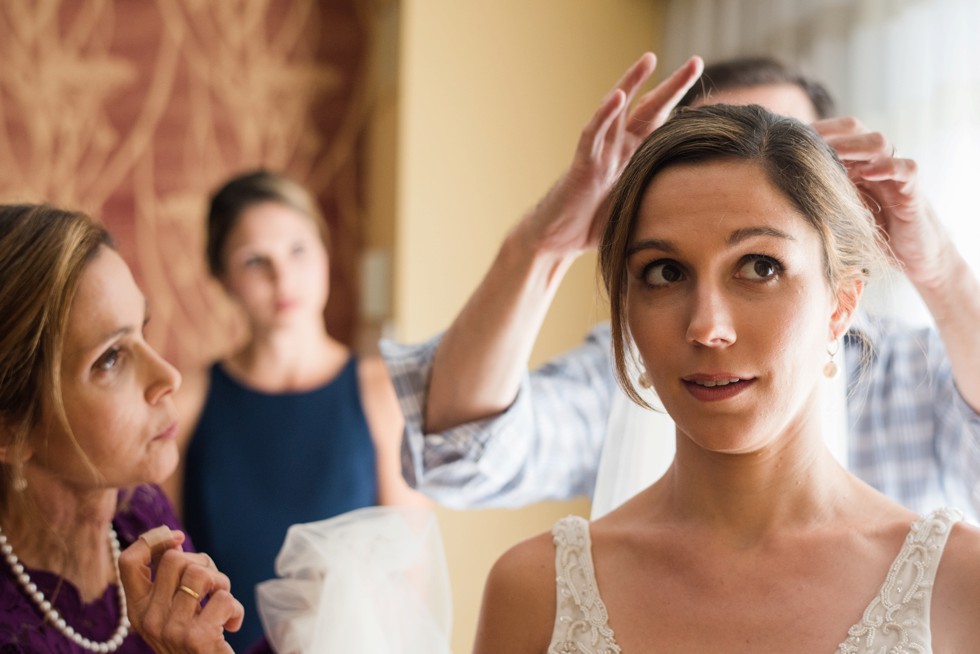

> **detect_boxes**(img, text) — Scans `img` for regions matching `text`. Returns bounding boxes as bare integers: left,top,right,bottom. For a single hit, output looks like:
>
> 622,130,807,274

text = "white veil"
256,506,452,654
591,340,849,519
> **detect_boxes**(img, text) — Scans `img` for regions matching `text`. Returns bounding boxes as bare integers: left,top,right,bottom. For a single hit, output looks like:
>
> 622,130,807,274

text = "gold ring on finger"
177,584,202,601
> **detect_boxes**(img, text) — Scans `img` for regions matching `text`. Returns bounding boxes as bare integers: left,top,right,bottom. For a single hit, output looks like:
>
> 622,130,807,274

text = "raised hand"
119,527,244,653
814,117,955,290
521,53,704,257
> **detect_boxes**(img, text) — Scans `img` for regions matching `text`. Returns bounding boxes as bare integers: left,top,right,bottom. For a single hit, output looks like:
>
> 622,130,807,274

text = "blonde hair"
0,204,112,501
599,104,888,407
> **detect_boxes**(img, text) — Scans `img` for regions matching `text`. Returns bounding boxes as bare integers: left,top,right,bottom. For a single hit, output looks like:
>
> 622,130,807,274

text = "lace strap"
547,515,621,654
838,507,963,653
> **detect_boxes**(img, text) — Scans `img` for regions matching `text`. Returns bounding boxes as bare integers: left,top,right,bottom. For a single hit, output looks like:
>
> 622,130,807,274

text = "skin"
166,200,425,515
120,529,244,653
0,247,241,650
691,83,819,123
425,53,705,432
423,55,979,448
473,161,980,653
0,248,182,600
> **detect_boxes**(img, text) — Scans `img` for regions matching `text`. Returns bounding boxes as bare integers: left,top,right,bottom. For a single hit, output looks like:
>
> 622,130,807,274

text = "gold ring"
177,584,201,601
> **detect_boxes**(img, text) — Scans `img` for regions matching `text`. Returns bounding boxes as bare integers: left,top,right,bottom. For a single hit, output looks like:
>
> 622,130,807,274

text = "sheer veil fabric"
256,506,452,654
592,339,849,518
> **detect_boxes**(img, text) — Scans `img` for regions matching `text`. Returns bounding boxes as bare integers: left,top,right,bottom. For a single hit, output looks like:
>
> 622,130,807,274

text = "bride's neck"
664,423,855,543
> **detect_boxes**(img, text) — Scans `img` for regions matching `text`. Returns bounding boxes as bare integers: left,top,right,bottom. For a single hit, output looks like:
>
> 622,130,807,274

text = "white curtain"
662,0,980,323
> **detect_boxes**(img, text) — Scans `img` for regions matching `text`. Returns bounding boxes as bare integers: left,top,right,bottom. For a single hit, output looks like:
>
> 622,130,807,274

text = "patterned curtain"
0,0,373,370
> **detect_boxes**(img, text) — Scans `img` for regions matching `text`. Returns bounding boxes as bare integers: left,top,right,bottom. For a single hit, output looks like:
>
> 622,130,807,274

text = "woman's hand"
519,53,704,258
814,116,953,289
119,527,244,653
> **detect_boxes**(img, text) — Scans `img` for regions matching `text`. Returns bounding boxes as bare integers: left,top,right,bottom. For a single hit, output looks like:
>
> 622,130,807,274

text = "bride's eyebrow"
627,238,676,257
727,226,796,245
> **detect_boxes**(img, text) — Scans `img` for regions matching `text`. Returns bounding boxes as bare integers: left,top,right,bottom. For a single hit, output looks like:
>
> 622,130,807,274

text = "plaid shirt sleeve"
382,316,980,519
380,323,616,508
846,316,980,521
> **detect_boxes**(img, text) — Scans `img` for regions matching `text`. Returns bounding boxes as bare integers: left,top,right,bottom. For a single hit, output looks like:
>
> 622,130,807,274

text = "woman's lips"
153,422,178,441
682,376,755,401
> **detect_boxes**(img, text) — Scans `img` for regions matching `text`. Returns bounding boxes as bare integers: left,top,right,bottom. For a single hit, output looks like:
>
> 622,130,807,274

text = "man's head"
677,56,836,123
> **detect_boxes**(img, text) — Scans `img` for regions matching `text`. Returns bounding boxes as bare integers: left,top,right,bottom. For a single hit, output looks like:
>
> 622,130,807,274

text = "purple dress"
0,485,273,654
0,485,183,652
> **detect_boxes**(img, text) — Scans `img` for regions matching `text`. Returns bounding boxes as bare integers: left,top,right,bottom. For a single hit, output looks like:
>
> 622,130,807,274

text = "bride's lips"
682,374,755,401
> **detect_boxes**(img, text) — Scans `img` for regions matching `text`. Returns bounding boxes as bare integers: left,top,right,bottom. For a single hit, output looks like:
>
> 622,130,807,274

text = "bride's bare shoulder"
473,526,560,654
931,517,980,652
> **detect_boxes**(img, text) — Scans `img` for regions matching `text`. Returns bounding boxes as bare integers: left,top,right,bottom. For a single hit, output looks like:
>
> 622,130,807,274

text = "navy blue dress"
183,358,378,651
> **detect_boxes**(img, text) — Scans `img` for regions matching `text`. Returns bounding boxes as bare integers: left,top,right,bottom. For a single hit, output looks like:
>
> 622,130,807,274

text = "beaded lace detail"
548,515,620,654
546,509,961,654
837,507,962,654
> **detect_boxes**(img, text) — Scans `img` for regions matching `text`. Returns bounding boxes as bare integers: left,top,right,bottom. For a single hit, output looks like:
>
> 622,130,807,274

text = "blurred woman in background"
170,170,425,650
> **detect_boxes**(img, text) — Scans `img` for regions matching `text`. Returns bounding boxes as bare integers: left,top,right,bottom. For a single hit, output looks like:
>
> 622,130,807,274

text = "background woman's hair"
599,104,888,407
677,56,836,119
0,204,112,501
206,169,330,277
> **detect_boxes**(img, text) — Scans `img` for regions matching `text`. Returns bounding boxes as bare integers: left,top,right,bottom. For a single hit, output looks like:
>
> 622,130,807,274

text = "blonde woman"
0,205,242,652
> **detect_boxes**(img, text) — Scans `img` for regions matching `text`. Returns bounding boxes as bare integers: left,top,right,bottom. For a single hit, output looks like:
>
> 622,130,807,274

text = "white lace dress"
547,508,962,653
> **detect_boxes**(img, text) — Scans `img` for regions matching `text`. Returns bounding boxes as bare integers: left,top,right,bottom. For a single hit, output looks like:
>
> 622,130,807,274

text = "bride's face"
625,159,839,454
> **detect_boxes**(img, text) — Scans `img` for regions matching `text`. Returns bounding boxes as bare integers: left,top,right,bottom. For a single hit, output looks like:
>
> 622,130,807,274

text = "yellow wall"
392,2,665,651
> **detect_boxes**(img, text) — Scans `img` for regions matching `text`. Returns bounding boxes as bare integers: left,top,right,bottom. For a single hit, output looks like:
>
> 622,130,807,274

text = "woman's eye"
642,261,684,287
738,256,781,281
291,243,306,256
94,348,121,372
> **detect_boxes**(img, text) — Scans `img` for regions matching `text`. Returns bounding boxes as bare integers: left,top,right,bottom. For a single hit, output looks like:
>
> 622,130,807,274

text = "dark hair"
0,204,113,497
677,56,836,119
599,104,885,407
206,170,329,276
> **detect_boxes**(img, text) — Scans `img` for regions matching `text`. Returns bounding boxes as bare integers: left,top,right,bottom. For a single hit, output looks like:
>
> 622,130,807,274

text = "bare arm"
357,356,431,507
816,117,980,412
426,53,704,433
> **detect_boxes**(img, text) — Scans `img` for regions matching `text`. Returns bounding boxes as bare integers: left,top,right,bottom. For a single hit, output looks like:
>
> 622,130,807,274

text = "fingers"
629,55,704,133
119,527,185,603
824,130,892,164
128,546,239,653
814,115,919,189
579,52,658,155
610,52,658,107
814,116,897,165
200,590,245,633
580,88,628,157
580,54,704,159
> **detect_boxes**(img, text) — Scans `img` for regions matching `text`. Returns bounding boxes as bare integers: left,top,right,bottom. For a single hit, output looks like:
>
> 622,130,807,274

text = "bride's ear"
829,277,863,341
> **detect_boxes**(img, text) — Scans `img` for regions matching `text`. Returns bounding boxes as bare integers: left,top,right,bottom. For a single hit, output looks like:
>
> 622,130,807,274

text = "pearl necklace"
0,522,130,652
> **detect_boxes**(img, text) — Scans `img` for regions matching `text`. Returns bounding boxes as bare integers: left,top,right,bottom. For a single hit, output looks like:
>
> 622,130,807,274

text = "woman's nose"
685,284,737,347
144,345,182,404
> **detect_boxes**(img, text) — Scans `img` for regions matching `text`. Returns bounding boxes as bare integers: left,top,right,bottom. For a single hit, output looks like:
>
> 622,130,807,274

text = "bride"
472,104,980,653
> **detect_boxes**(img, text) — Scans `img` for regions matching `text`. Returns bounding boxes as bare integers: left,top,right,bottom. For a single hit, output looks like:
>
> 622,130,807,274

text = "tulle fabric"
256,506,452,654
592,343,849,519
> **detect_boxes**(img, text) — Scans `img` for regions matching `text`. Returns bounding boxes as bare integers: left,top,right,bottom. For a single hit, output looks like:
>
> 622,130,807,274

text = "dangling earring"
638,367,653,389
11,462,26,492
823,340,840,379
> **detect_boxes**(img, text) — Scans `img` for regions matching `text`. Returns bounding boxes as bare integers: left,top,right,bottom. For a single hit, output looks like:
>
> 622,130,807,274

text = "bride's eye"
642,260,685,287
737,255,782,281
